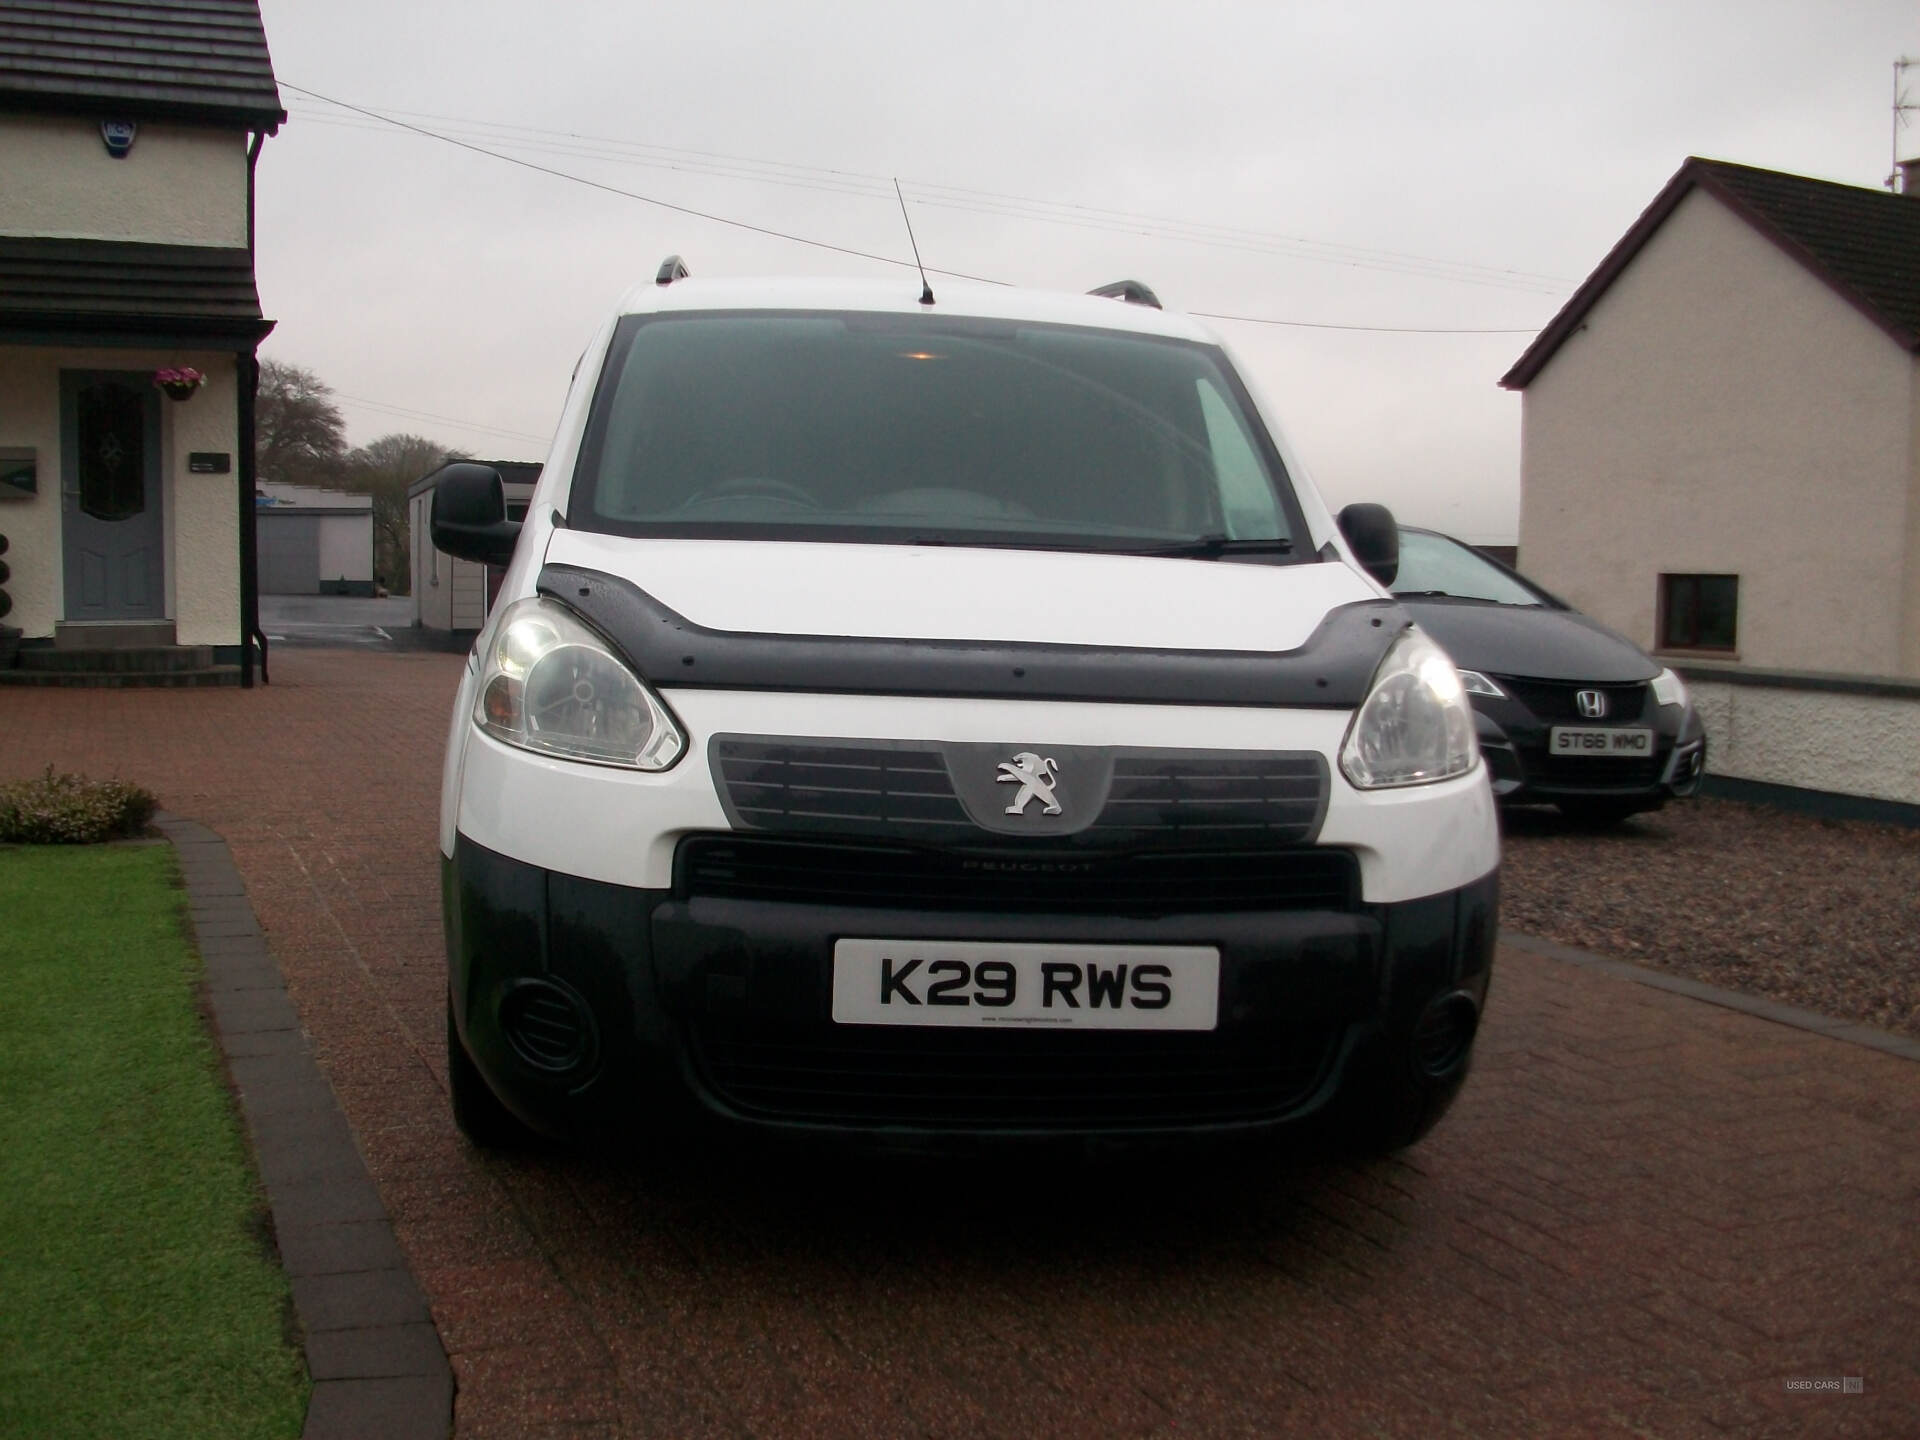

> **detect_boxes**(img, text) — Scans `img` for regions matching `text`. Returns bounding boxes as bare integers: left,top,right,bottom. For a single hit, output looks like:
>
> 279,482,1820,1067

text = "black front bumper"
444,834,1498,1148
1475,699,1707,809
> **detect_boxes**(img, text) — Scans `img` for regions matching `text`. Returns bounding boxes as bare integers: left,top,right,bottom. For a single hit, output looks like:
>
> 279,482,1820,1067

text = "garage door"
257,513,320,594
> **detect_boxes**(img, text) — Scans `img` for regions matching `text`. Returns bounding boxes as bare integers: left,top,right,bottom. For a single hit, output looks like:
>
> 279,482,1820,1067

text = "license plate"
831,939,1219,1030
1549,726,1653,756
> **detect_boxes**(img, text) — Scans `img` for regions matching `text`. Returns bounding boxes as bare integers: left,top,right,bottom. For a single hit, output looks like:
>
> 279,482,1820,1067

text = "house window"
1659,574,1738,651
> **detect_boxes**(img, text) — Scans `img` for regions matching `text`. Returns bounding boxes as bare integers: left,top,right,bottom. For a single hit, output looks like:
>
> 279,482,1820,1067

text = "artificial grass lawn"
0,844,308,1439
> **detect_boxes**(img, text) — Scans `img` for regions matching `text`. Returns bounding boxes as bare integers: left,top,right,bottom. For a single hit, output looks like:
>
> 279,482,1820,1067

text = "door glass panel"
77,382,146,522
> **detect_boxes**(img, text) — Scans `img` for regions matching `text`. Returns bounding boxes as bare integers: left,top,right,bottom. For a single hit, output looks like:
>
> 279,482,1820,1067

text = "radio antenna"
893,178,935,305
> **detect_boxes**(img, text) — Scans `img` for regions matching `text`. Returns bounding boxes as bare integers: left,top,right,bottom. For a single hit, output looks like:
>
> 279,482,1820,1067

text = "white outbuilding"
409,460,539,641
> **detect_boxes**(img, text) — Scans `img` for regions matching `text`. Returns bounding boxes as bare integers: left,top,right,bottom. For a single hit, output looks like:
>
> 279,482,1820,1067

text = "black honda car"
1389,528,1707,824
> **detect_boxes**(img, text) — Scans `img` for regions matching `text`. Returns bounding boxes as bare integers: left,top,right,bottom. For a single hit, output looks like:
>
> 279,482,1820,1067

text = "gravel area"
1500,795,1920,1041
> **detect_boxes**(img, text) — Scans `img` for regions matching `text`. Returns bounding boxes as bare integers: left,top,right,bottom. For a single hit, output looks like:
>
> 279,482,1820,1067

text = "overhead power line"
279,82,1548,336
1191,310,1538,335
332,391,550,446
280,83,1006,286
281,92,1570,295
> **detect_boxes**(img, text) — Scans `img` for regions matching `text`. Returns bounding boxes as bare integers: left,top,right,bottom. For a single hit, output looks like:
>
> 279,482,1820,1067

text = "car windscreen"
569,311,1305,556
1391,530,1546,606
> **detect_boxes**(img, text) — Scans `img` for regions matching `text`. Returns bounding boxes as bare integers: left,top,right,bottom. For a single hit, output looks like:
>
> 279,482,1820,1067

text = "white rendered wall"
0,115,247,246
1692,679,1920,805
1517,188,1917,677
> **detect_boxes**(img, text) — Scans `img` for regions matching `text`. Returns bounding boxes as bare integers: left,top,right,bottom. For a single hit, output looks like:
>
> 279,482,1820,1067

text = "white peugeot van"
430,265,1499,1154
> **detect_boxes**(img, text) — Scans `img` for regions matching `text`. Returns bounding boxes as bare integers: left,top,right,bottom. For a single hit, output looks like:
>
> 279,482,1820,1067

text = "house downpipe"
239,128,268,687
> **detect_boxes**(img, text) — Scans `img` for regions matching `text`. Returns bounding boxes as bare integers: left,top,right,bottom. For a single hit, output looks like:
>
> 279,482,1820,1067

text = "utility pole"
1889,57,1919,191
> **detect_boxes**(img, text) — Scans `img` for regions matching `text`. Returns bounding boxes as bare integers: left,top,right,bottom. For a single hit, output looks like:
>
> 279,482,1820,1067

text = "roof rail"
1088,279,1161,309
655,255,690,286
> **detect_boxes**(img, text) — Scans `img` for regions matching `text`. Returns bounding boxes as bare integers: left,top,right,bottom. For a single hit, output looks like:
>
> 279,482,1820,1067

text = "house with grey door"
1502,156,1920,815
0,0,283,686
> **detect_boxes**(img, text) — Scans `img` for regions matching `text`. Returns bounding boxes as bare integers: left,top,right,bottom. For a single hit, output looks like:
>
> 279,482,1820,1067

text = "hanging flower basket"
154,367,205,402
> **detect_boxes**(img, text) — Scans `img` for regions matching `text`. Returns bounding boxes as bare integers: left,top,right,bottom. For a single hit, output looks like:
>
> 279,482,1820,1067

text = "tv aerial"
1888,57,1920,191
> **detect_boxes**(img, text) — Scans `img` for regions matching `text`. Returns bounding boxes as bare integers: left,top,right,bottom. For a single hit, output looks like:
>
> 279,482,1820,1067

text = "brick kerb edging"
154,813,454,1440
1502,929,1920,1064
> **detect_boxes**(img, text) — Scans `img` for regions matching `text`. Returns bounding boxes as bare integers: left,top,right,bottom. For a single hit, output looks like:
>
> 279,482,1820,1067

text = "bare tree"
256,360,348,485
343,433,467,596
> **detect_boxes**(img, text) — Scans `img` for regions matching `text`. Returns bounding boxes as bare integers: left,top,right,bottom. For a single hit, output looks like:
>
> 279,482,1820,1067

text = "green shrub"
0,769,157,844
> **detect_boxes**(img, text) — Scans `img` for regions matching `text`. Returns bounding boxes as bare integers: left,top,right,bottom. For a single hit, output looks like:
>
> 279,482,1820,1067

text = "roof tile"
1502,158,1920,388
0,0,283,129
0,236,269,342
1697,160,1920,346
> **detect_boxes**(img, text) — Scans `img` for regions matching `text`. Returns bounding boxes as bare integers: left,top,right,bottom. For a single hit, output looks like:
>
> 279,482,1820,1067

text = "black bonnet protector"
537,562,1410,708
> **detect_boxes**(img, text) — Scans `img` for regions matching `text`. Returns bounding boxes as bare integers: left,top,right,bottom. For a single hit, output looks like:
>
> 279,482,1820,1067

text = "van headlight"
475,596,686,770
1339,628,1479,789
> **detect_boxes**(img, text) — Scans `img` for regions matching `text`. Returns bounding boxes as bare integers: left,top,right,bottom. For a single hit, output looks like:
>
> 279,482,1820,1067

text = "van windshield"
569,311,1304,557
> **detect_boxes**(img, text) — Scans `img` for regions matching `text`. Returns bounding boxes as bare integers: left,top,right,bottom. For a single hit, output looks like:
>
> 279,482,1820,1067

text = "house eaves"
0,236,274,348
1500,157,1920,390
0,0,285,132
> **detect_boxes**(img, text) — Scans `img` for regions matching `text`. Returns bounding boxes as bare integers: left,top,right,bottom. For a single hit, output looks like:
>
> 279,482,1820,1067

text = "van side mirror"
1337,503,1399,587
429,463,521,566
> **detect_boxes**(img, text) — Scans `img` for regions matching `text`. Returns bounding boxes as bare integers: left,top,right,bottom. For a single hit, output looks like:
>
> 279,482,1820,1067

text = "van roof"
611,274,1220,344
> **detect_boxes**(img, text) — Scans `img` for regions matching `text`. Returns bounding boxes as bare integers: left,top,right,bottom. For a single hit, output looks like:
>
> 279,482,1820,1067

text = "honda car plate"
1549,726,1654,756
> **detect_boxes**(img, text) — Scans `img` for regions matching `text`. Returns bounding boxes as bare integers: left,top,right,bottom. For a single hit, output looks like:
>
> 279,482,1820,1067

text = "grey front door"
62,371,165,621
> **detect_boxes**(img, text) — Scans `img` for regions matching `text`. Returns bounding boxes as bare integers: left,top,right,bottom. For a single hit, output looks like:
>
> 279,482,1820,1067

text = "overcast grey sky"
252,0,1920,542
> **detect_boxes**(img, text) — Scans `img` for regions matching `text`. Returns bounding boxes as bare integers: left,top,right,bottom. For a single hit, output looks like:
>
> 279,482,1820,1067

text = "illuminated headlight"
1339,628,1479,789
475,596,685,770
1650,667,1688,709
1456,669,1506,699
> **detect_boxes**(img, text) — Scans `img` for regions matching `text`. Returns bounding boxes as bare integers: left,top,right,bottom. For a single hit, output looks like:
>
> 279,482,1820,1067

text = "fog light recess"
1411,991,1480,1079
497,977,598,1076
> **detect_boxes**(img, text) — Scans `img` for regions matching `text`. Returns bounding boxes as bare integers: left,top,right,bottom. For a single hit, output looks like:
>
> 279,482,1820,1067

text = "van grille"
677,836,1361,915
1088,753,1325,844
713,741,976,843
710,739,1329,848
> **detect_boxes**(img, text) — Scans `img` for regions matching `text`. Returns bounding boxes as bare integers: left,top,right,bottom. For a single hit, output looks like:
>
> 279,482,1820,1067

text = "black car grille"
677,836,1361,916
690,1023,1336,1129
1529,752,1667,789
710,739,1328,849
1495,677,1651,724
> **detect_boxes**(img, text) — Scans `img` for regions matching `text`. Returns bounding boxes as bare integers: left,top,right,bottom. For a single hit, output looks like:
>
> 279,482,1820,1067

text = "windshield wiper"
1130,535,1294,559
1396,591,1542,606
907,535,1093,550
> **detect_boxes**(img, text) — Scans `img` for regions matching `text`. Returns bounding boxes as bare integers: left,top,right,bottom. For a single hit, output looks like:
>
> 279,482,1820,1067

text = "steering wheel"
683,476,819,509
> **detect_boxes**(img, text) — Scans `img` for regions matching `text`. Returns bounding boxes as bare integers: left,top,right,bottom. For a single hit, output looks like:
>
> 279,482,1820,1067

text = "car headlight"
1340,628,1479,789
1455,669,1506,699
475,596,686,770
1650,667,1688,709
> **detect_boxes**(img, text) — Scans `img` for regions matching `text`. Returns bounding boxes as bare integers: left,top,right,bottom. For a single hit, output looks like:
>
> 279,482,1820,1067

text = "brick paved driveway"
6,650,1917,1438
